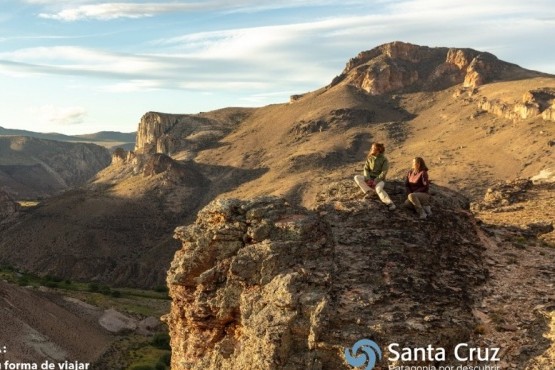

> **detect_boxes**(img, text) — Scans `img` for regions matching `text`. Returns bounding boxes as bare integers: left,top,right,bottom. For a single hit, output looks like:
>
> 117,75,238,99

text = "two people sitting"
354,142,432,219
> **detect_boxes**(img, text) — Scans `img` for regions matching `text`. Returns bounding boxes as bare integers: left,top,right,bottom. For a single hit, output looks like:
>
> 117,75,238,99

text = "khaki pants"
407,192,431,213
354,175,393,205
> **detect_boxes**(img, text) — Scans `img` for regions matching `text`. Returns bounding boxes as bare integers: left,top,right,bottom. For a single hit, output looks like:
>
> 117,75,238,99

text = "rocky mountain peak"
330,41,535,95
165,181,487,369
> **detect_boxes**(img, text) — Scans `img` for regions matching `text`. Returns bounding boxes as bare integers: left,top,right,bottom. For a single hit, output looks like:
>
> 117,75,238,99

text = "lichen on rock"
165,181,488,369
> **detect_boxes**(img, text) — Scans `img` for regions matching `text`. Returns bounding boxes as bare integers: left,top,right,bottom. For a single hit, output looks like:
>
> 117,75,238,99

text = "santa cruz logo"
345,339,382,370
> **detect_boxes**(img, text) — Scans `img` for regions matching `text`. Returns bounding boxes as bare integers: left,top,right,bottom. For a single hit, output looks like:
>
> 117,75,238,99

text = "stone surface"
165,181,488,369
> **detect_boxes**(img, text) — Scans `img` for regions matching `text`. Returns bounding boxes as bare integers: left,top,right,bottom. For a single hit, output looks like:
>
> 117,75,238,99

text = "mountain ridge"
1,41,553,288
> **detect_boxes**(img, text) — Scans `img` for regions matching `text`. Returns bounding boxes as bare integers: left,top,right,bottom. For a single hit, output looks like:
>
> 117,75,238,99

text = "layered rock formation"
165,181,488,369
329,41,534,95
135,109,253,157
477,87,555,122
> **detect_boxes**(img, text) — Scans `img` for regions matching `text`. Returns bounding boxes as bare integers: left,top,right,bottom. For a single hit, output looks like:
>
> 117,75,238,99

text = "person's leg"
419,193,432,215
408,192,427,218
374,181,395,209
354,175,372,194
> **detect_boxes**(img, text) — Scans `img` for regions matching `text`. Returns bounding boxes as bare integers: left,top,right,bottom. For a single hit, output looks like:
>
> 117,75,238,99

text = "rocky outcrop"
0,136,111,199
471,179,533,211
135,110,252,157
329,41,535,95
477,88,555,121
165,181,487,369
0,189,20,220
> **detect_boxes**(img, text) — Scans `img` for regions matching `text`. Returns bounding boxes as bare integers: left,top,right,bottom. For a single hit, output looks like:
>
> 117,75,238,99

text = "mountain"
0,136,111,199
0,126,136,151
0,41,553,291
0,126,77,142
1,41,554,368
74,131,136,143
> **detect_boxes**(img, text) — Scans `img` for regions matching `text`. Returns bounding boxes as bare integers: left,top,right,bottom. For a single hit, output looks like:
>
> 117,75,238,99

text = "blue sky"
1,0,554,135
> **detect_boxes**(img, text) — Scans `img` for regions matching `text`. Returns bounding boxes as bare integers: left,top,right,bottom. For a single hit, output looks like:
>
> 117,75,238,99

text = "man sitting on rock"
354,142,396,210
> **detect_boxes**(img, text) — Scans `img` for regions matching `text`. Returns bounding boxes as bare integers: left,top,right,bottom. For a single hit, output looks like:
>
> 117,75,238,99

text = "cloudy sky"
1,0,554,134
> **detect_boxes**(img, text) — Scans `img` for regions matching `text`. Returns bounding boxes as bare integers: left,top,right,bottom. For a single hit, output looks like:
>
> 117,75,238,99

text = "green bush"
155,362,166,370
159,352,171,366
44,281,59,288
88,282,100,292
17,276,30,286
151,333,170,350
154,286,168,293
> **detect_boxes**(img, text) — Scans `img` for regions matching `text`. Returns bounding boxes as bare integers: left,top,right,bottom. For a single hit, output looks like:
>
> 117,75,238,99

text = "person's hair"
368,142,385,156
413,157,428,172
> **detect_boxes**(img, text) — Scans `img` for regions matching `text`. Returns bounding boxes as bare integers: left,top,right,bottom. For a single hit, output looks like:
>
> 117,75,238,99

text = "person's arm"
375,157,389,182
405,171,412,194
363,160,370,179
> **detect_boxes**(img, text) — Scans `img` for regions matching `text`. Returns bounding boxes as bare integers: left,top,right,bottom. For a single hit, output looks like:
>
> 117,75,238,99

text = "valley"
1,41,554,369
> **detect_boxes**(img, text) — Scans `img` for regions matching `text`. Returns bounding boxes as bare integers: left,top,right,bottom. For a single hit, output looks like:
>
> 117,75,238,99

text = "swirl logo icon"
345,339,382,370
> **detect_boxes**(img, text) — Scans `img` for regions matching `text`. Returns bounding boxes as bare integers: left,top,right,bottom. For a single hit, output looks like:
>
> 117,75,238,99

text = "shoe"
424,206,432,216
388,203,396,211
402,199,413,209
419,210,427,219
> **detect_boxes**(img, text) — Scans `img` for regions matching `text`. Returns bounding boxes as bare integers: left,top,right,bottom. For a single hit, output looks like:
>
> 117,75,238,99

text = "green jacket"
363,153,389,182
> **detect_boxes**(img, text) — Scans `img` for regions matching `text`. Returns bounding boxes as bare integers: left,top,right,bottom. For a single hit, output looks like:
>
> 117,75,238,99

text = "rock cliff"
329,41,540,95
477,87,555,122
135,109,253,157
165,181,488,369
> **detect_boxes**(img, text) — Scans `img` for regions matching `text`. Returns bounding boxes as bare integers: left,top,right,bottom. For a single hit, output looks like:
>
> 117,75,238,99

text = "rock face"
477,88,555,121
165,181,488,369
330,41,535,95
135,110,252,157
0,136,111,199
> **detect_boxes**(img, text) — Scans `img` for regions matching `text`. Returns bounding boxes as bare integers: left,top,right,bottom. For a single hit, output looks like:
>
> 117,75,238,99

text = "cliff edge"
165,180,488,369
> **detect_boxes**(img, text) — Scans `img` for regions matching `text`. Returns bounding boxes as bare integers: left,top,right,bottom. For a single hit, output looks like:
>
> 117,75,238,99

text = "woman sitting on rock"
404,157,432,219
354,142,396,210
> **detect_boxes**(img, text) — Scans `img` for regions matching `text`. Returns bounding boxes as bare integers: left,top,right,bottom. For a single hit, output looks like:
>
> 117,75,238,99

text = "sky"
0,0,554,135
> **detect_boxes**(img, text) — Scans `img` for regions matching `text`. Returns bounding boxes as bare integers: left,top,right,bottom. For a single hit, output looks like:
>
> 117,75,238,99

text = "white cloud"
38,3,207,21
3,0,555,100
34,0,370,21
31,105,88,126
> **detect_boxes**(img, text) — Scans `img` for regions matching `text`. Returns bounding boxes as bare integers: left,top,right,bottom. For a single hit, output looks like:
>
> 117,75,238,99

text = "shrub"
151,333,171,350
159,352,171,366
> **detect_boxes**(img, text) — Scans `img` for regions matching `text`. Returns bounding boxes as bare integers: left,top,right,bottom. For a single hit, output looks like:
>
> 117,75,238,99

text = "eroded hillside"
1,41,553,292
0,136,111,199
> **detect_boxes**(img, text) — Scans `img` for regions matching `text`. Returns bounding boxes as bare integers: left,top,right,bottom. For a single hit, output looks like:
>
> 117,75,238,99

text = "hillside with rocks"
0,136,111,199
1,41,553,293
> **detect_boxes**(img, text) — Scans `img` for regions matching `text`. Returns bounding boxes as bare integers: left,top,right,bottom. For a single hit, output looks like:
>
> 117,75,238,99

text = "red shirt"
405,170,429,193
